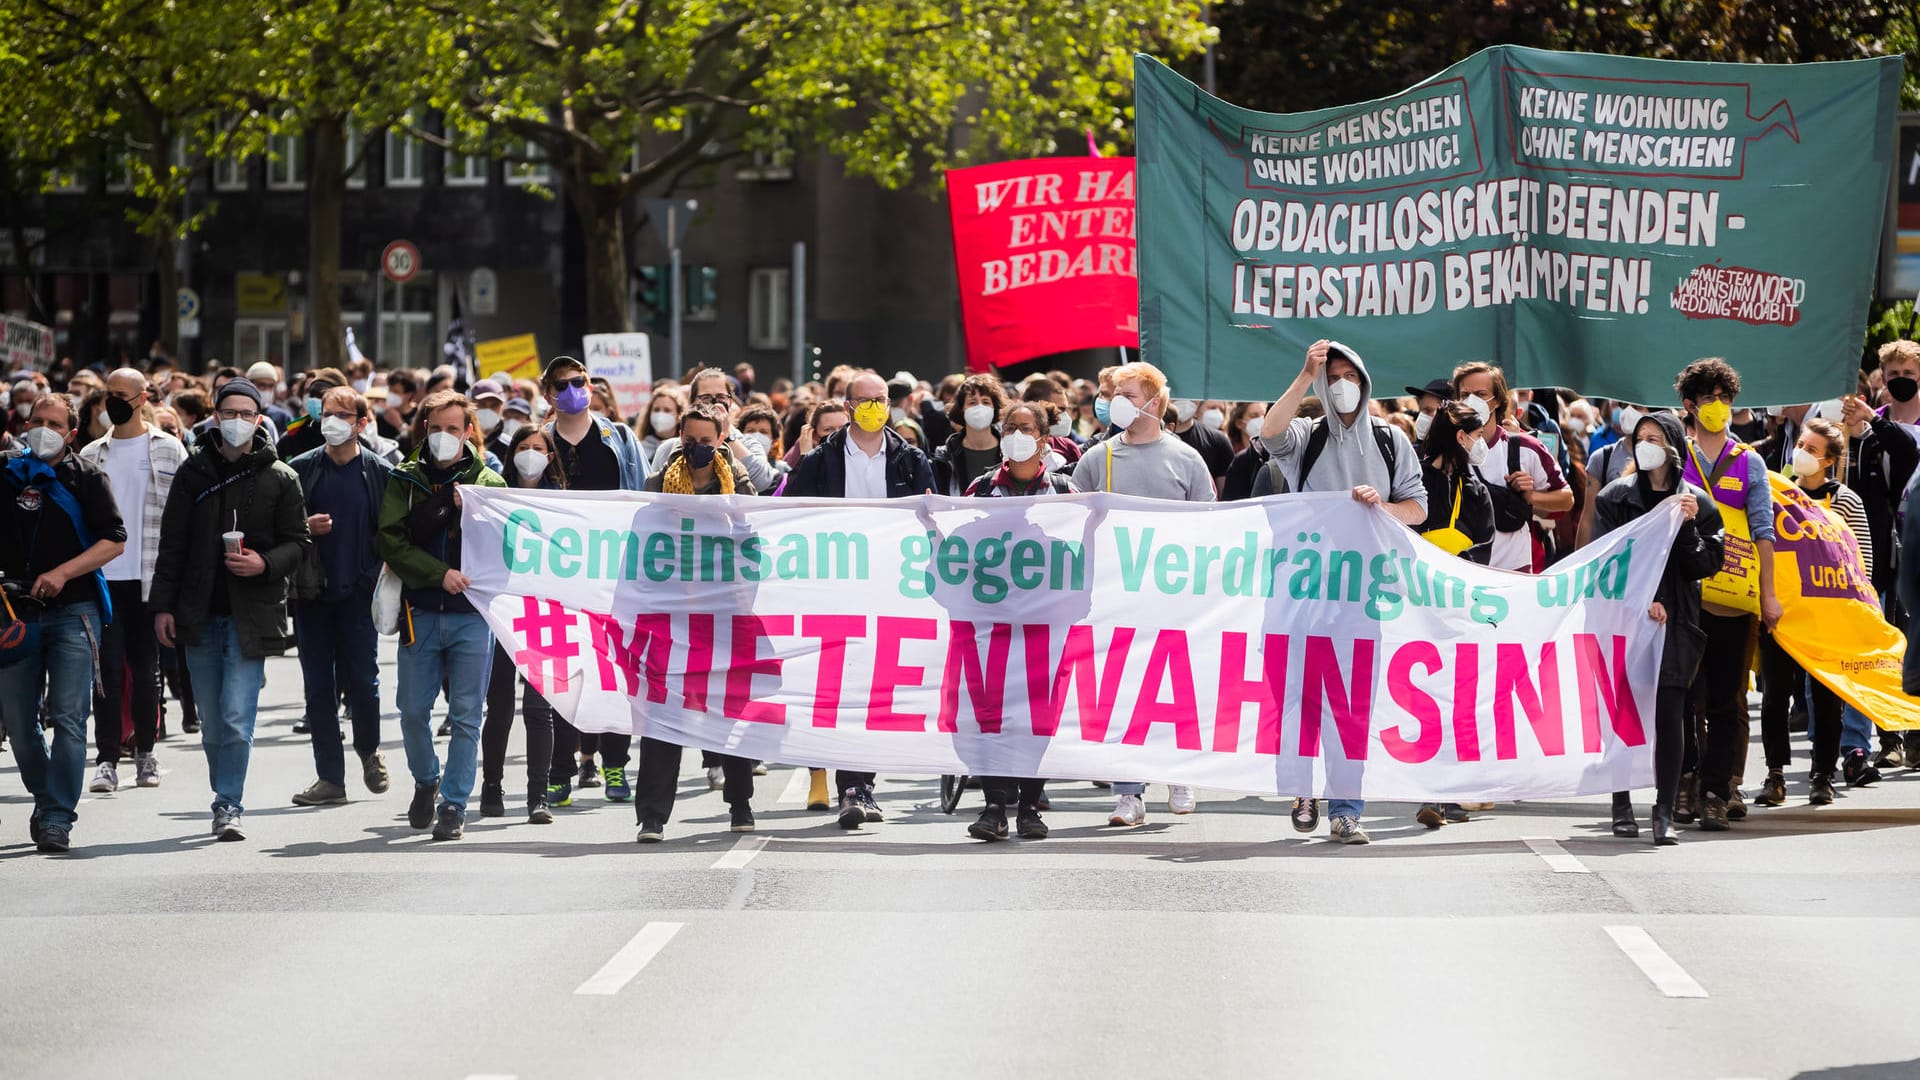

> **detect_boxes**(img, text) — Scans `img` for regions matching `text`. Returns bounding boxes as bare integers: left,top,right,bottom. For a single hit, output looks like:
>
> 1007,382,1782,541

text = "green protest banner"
1135,46,1904,406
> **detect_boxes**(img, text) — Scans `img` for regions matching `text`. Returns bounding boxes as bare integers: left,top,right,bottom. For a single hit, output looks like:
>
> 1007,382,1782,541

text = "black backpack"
1294,415,1398,492
1488,435,1534,533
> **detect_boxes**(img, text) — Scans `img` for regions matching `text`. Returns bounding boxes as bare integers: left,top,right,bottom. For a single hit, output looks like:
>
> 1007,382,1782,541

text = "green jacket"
150,429,311,657
375,445,504,616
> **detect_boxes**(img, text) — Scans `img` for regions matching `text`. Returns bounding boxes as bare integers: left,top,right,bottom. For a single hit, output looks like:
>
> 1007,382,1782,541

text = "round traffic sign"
177,287,201,321
382,240,421,284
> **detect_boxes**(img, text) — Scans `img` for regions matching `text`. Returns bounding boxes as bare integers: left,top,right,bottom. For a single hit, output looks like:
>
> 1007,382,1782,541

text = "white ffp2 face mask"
1791,447,1825,478
1413,411,1434,440
1108,396,1141,430
514,449,550,480
1327,379,1363,415
320,416,355,447
426,431,462,463
22,426,64,461
964,404,996,431
476,408,502,433
1199,408,1225,432
650,411,677,436
1634,439,1669,472
1173,399,1198,423
220,418,256,449
999,431,1039,463
1466,437,1489,466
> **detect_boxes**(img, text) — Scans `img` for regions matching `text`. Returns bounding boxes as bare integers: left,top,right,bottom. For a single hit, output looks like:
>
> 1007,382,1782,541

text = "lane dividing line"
1521,836,1590,874
711,835,768,870
574,922,685,996
777,767,811,806
1604,926,1708,998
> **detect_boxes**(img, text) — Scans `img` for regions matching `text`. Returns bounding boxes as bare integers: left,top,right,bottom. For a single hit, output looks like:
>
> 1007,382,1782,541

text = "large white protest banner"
462,489,1681,801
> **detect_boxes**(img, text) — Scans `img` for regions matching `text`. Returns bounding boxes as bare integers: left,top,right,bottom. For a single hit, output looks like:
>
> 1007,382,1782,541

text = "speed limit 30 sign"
382,240,421,284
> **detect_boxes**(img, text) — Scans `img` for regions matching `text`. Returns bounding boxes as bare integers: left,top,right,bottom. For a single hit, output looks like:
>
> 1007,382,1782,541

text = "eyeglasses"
850,396,886,408
694,393,734,405
557,376,589,390
216,409,260,422
322,410,358,422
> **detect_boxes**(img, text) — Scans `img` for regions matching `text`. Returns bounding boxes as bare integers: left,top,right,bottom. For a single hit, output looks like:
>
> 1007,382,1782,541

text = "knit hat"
215,379,263,411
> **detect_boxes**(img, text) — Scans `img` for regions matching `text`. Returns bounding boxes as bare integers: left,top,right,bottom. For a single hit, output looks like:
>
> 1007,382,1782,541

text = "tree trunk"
569,178,632,336
309,116,347,374
154,231,179,360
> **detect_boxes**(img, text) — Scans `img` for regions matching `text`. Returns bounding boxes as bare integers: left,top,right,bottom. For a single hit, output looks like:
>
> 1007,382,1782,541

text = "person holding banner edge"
1070,360,1212,827
1595,411,1722,845
1677,357,1780,831
784,370,936,829
634,402,758,842
1257,339,1427,844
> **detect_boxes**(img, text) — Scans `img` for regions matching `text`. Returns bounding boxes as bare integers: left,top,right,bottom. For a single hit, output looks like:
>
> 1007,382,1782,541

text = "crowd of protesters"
3,336,1916,853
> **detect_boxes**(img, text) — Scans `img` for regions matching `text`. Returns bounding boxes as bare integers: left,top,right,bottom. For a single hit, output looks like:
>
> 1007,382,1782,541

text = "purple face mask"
554,384,591,415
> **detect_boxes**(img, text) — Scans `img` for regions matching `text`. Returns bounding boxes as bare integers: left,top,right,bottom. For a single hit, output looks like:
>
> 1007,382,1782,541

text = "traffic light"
684,265,718,320
634,263,670,336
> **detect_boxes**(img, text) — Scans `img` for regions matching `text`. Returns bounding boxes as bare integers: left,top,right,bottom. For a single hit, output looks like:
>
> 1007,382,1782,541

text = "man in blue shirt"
287,386,393,807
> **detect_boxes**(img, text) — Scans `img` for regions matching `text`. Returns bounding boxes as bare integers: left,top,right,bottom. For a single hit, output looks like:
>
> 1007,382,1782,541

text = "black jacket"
1845,413,1919,594
785,426,934,499
1417,461,1496,566
1594,470,1724,687
151,429,310,657
1221,441,1268,502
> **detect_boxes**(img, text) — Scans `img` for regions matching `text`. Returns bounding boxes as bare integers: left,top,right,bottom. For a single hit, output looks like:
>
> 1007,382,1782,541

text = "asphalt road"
5,642,1920,1080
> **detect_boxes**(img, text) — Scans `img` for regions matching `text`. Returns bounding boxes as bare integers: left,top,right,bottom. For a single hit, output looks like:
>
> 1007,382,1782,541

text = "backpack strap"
1371,419,1398,475
1299,416,1398,491
1507,431,1523,476
1104,439,1114,493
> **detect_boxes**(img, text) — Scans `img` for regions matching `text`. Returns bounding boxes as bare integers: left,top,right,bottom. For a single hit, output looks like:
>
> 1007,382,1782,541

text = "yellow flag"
1766,472,1920,729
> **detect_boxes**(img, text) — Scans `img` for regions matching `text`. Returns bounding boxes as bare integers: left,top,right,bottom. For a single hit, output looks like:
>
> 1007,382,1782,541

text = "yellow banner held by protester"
476,333,540,380
1765,472,1920,729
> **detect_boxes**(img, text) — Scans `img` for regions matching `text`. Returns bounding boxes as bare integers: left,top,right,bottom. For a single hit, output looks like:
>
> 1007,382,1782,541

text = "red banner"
946,157,1139,371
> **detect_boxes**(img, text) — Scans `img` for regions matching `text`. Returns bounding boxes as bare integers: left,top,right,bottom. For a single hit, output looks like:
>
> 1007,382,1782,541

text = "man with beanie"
245,361,297,433
80,368,187,793
1258,339,1428,844
152,378,310,841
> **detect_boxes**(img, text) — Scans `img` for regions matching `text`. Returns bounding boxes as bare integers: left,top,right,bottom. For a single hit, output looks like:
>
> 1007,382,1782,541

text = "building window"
233,318,289,370
267,132,305,190
506,141,549,186
344,119,366,189
213,154,249,192
735,144,795,182
445,151,487,187
385,119,423,187
47,170,85,194
747,267,790,351
377,273,437,367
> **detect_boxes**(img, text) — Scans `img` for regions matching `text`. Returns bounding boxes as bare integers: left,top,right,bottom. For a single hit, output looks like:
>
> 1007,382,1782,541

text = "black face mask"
684,441,717,468
104,396,136,426
1888,377,1918,404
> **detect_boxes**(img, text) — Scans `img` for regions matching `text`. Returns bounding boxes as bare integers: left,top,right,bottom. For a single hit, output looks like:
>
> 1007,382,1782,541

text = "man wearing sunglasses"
647,368,777,493
539,355,650,802
78,368,188,794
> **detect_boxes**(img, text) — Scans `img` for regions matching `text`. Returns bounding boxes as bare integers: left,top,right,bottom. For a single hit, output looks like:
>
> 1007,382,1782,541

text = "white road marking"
777,767,811,805
1521,836,1589,874
574,922,684,996
711,835,768,870
1605,926,1708,998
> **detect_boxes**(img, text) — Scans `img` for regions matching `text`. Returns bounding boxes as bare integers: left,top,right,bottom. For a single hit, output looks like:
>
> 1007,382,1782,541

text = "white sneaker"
1329,816,1371,844
1167,785,1197,814
1108,793,1145,826
88,762,118,793
135,753,160,788
706,766,725,791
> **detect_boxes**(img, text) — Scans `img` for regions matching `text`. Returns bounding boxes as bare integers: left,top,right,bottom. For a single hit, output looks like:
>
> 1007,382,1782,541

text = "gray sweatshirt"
1258,341,1428,513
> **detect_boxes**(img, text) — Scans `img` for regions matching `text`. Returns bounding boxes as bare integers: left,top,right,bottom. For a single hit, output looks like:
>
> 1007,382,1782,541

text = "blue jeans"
185,615,265,816
0,601,99,830
293,585,381,786
1329,798,1363,819
396,609,492,811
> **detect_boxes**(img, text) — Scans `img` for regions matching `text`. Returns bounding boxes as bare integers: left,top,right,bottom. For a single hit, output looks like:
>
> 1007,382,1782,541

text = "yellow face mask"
852,400,890,433
1696,400,1731,434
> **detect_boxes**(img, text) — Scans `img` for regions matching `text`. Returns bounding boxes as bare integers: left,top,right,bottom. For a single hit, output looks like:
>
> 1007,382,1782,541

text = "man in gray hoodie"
1258,338,1427,845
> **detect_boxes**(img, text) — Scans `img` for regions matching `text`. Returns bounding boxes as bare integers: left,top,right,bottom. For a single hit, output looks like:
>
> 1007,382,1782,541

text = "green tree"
431,1,1214,336
0,0,273,354
252,0,451,370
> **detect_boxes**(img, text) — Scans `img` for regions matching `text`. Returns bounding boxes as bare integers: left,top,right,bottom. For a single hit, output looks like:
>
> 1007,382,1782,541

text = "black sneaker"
577,761,601,788
1809,774,1837,805
1757,770,1786,807
636,819,665,843
837,789,864,830
292,720,310,735
431,804,465,841
35,823,70,853
528,800,553,825
1290,797,1319,833
436,719,452,737
182,716,200,734
859,786,883,823
1844,749,1880,788
27,814,45,847
968,804,1009,842
730,804,755,833
1016,807,1049,839
1442,804,1471,824
408,780,439,830
479,782,506,818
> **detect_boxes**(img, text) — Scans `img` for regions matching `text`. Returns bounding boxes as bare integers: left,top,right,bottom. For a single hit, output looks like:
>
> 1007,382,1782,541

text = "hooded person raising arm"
1259,339,1428,526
